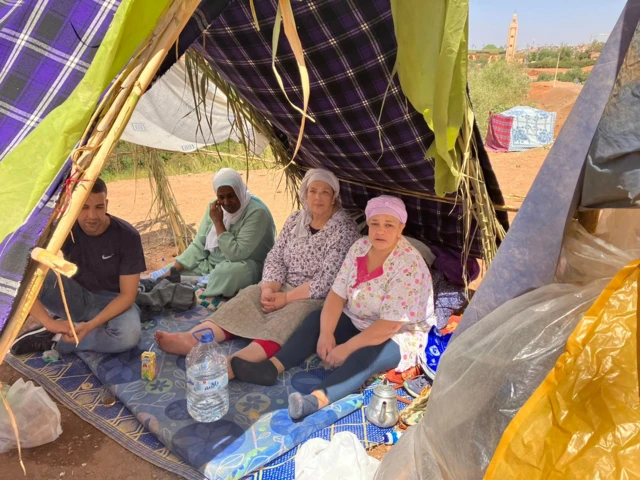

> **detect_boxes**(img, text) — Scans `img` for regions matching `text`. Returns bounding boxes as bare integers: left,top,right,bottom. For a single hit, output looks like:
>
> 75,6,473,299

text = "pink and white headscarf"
365,195,408,224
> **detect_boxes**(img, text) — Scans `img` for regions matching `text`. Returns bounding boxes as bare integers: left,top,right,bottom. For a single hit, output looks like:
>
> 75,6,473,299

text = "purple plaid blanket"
195,0,508,256
0,1,118,333
0,0,120,159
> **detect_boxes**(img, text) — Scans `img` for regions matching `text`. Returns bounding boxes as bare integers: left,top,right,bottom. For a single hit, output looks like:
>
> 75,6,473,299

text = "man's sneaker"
10,327,56,355
403,375,432,398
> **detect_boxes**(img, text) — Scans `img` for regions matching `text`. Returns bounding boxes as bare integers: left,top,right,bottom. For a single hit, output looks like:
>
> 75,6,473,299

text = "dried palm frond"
137,145,195,253
272,0,314,163
457,94,507,292
184,47,301,205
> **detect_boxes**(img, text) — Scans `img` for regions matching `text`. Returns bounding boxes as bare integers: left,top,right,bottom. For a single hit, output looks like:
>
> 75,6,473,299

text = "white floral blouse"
262,210,359,299
331,236,435,371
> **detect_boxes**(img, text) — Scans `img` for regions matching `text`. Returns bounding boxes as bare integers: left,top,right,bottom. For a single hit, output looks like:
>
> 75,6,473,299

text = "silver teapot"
366,382,400,428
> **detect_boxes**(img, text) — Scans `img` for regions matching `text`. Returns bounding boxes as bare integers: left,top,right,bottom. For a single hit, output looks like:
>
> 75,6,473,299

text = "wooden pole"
0,0,201,365
553,48,561,87
577,210,601,234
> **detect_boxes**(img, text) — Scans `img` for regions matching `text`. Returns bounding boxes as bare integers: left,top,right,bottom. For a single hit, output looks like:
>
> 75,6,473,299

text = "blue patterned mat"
7,307,409,479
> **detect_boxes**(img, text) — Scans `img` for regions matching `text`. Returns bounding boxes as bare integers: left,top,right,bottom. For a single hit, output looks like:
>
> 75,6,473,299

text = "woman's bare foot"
154,331,197,356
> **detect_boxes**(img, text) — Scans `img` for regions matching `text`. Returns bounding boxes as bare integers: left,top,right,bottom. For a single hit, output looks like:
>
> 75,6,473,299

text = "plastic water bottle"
185,328,229,422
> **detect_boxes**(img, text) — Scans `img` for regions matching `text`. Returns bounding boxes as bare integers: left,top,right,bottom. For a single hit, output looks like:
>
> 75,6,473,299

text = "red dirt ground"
0,82,582,479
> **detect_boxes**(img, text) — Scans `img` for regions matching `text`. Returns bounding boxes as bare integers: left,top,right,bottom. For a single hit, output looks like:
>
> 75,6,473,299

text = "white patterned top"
332,236,435,371
262,210,359,299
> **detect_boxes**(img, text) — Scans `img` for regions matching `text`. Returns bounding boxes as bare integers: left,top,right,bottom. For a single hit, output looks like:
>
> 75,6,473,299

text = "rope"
0,383,26,475
55,171,92,214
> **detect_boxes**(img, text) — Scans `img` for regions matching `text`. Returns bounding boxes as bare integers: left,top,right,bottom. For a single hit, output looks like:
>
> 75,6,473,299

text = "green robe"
175,197,276,297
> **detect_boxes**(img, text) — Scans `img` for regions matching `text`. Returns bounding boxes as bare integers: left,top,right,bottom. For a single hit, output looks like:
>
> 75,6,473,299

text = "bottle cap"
192,327,215,344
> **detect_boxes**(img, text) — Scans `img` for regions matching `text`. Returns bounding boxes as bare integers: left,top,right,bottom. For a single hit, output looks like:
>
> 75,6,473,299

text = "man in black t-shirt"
11,178,147,355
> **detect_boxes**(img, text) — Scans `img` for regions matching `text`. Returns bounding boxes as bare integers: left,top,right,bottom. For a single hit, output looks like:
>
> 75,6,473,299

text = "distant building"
468,51,505,64
506,14,518,62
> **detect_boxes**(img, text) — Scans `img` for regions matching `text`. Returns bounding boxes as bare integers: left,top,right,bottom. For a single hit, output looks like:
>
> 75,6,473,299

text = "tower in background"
506,13,518,62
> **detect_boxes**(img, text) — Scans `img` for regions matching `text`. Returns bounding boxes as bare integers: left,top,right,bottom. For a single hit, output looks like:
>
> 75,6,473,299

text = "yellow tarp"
486,260,640,479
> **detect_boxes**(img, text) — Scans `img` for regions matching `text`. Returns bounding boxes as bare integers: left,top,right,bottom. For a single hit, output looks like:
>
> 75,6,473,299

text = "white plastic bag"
295,432,380,480
0,378,62,452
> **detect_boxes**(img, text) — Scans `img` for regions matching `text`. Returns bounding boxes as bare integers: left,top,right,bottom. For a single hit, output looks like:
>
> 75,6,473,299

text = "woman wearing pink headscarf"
233,196,435,420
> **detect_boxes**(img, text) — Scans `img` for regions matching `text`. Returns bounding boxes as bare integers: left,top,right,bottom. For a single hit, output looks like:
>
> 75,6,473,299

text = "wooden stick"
30,248,77,277
577,210,600,234
0,383,25,475
54,272,79,345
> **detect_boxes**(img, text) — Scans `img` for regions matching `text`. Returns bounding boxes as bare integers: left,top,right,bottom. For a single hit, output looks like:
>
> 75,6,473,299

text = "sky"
469,0,627,49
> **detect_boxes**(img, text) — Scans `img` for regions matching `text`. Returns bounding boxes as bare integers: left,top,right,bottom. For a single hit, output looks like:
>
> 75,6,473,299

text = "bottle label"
186,375,227,394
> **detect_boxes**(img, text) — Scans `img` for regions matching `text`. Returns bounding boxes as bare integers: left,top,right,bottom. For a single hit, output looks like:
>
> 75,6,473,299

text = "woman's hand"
260,287,274,306
209,200,224,225
325,343,352,368
261,292,287,313
316,332,336,361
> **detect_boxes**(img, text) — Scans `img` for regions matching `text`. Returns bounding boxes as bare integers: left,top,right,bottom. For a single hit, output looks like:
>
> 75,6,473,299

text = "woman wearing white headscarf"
156,168,359,377
171,168,276,297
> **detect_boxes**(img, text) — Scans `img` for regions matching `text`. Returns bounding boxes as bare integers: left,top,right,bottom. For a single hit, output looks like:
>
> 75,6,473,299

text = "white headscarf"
293,168,341,238
205,168,253,251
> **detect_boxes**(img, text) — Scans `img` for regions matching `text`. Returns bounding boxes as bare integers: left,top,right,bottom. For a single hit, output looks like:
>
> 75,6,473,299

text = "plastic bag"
374,220,637,480
486,259,640,478
0,378,62,452
596,208,640,251
295,431,380,480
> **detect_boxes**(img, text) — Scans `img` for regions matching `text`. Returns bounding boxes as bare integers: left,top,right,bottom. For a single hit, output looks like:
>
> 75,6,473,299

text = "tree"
559,46,573,60
483,44,500,52
468,61,531,136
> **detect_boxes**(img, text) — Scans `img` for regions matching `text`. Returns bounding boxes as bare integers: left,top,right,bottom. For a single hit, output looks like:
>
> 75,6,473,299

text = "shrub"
536,73,554,82
468,61,531,137
557,67,590,84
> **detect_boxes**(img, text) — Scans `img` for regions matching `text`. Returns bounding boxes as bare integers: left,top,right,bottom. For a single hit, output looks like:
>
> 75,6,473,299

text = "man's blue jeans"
40,271,141,354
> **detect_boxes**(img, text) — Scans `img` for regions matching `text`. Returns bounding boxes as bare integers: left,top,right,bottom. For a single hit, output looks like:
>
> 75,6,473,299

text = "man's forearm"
89,294,136,328
31,299,55,327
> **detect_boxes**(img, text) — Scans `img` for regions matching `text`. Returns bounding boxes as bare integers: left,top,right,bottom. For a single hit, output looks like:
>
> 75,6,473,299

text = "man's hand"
209,200,224,225
261,292,287,313
316,332,336,361
43,318,71,335
61,322,94,344
325,343,352,368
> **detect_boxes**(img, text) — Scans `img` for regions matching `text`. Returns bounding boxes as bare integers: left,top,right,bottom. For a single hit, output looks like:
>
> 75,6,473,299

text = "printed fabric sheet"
77,307,362,480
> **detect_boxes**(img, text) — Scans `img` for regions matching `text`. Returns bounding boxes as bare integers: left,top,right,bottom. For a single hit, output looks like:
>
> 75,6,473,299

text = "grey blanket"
136,279,195,311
